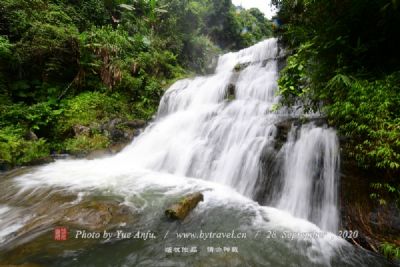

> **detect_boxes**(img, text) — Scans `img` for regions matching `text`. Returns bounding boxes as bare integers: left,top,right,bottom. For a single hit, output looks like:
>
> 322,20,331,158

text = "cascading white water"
277,124,340,232
118,39,281,198
114,38,340,231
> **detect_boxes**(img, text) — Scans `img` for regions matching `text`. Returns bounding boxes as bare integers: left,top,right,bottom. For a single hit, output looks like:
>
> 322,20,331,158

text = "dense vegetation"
272,0,400,258
0,0,272,168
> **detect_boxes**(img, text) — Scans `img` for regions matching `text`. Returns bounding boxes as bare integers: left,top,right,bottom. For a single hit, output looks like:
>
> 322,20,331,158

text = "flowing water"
0,38,394,266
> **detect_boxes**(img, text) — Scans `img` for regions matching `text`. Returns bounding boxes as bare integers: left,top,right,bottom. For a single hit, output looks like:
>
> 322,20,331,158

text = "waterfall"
4,38,395,267
116,38,340,231
4,38,341,238
277,125,340,232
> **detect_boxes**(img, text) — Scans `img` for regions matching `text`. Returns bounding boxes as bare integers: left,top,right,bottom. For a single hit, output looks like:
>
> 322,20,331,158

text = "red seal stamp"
54,227,68,241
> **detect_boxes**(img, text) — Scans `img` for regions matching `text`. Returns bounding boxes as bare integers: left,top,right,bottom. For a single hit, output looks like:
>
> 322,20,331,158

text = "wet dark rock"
256,117,329,204
274,117,328,149
256,145,284,205
277,55,287,73
50,153,72,160
101,118,135,143
233,62,251,72
24,157,54,166
275,118,294,148
340,160,400,253
226,84,236,101
277,38,288,72
110,128,126,142
123,119,146,129
0,162,12,172
0,157,53,173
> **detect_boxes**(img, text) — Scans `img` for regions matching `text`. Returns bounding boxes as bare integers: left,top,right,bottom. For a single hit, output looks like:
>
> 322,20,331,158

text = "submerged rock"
0,192,137,266
61,200,132,231
14,196,136,245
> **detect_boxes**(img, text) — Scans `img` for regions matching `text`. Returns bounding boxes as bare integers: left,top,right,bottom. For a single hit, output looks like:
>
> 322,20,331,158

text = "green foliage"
71,0,111,30
326,73,400,171
0,126,49,166
177,35,219,74
278,42,315,109
56,92,131,135
380,242,400,260
274,0,400,171
234,8,273,48
64,134,109,155
0,101,61,136
209,0,273,50
0,36,12,59
370,182,400,209
274,0,400,216
0,0,273,166
78,26,137,90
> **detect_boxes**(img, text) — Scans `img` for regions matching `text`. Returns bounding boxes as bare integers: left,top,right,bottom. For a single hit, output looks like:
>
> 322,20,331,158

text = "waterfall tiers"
0,38,392,267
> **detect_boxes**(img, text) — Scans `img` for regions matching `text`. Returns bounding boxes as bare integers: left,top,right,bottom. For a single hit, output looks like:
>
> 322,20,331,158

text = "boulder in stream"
165,192,204,220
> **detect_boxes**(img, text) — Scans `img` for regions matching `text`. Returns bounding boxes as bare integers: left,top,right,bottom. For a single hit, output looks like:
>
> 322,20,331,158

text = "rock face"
165,192,204,220
101,118,129,142
226,84,235,101
123,119,146,129
13,196,136,246
101,118,146,143
61,200,133,231
340,161,400,253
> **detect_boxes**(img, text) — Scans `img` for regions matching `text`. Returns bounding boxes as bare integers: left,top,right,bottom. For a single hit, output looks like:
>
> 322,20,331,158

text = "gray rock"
25,130,38,141
123,120,146,129
109,128,125,142
72,125,91,137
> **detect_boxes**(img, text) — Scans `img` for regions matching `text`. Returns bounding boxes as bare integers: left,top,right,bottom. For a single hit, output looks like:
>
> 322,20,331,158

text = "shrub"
56,92,132,136
64,134,109,155
0,126,49,166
